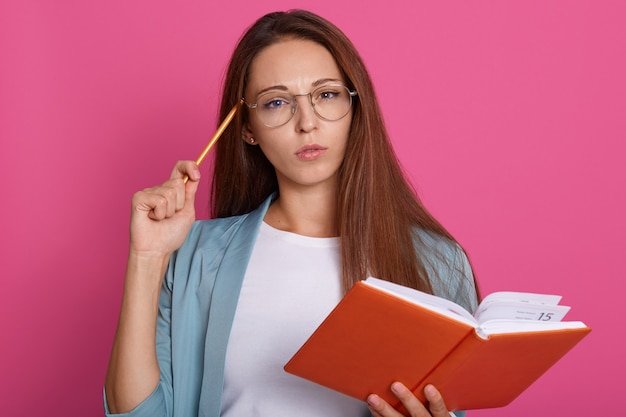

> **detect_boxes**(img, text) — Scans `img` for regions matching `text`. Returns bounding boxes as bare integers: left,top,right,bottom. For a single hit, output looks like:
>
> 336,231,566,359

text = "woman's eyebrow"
255,78,344,96
311,78,343,87
256,85,289,96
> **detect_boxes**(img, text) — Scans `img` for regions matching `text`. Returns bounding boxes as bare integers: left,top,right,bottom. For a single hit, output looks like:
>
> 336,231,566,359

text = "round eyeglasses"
242,84,358,128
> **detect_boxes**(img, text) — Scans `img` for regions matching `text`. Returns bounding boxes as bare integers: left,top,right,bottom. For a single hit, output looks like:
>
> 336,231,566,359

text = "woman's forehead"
246,39,343,95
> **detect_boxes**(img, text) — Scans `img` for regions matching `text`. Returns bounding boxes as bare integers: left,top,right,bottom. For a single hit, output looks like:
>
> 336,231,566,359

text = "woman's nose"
293,94,318,132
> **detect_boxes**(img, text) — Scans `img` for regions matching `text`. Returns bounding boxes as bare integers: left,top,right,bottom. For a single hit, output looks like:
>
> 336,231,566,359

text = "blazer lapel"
199,196,273,417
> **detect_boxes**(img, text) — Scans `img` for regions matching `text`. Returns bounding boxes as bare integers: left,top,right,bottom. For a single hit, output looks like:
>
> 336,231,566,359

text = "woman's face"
243,38,352,193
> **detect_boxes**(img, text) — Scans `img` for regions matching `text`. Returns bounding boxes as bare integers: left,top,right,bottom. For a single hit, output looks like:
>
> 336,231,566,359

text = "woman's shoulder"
193,213,249,232
412,227,478,312
182,196,272,251
188,194,275,239
411,227,463,265
184,210,260,249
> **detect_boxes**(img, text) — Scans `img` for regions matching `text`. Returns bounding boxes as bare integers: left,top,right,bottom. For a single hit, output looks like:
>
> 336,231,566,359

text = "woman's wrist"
125,250,171,291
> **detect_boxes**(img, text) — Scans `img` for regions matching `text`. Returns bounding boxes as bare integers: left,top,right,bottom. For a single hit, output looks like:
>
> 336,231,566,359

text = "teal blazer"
105,195,474,417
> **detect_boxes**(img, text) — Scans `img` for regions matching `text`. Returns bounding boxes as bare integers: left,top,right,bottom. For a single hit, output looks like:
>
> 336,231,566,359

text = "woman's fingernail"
367,394,380,407
425,384,437,396
391,382,405,394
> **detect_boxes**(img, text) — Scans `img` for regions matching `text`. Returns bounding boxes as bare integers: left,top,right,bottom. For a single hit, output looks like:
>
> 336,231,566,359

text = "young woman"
105,10,479,417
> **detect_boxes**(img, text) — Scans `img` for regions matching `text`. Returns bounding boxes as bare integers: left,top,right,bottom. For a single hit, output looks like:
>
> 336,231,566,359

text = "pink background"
1,1,624,416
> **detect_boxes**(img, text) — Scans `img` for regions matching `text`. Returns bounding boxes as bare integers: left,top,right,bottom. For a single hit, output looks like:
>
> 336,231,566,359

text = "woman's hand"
367,383,452,417
129,160,201,258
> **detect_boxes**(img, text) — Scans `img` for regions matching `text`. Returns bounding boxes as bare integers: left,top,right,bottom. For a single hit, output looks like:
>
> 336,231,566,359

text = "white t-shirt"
221,222,368,416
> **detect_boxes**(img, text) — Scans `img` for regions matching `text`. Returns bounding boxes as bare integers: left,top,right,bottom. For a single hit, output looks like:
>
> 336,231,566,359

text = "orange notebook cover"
284,279,591,411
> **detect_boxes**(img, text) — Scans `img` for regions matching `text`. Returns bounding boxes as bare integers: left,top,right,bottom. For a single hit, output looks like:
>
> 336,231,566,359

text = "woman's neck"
264,188,338,238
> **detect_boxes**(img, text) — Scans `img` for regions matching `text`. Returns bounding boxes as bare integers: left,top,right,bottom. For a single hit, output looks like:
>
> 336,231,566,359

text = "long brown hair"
211,10,479,302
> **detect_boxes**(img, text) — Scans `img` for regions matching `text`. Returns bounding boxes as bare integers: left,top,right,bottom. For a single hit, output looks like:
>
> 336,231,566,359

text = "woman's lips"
295,144,327,161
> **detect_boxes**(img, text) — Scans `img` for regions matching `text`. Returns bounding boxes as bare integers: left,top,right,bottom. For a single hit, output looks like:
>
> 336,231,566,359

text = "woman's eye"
316,90,340,102
262,97,290,110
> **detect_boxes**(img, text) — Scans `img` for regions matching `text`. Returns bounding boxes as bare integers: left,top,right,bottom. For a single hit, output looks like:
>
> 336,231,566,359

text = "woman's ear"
241,123,257,145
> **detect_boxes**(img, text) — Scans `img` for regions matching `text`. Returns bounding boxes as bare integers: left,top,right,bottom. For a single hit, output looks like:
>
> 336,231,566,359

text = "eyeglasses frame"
242,83,358,128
